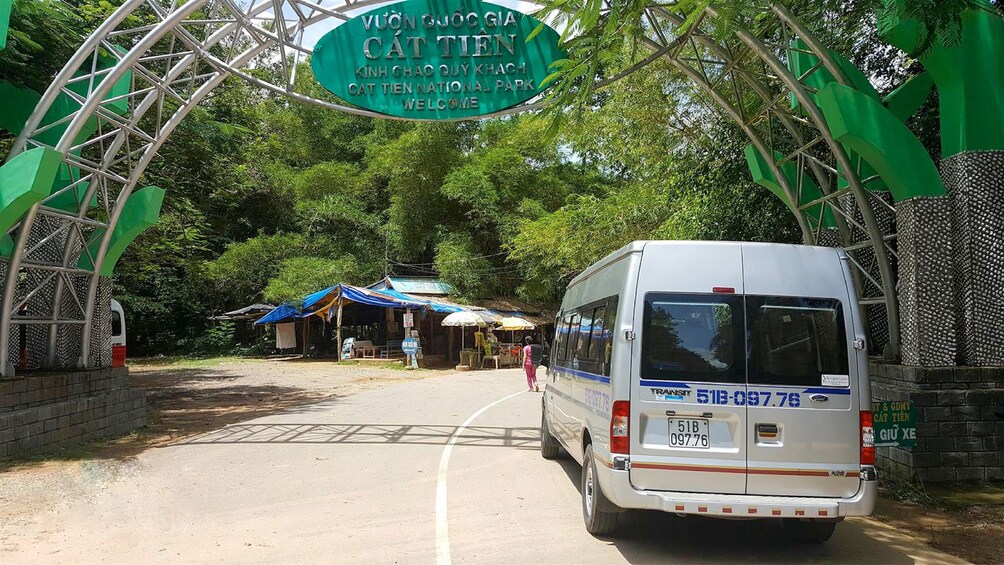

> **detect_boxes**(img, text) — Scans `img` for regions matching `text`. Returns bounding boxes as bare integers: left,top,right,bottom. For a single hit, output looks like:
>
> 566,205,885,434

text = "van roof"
567,241,844,288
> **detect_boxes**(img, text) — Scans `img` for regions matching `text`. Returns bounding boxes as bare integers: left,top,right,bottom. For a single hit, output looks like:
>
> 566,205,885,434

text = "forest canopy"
1,0,965,353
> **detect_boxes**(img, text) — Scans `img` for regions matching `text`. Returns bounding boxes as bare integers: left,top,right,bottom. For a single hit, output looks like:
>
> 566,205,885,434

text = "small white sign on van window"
821,374,850,387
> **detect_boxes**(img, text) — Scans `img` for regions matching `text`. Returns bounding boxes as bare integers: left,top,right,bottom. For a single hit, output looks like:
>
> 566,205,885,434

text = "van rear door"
630,244,747,495
741,245,861,498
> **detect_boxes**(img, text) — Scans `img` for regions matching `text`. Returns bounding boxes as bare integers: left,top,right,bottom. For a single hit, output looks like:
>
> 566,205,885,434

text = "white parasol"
441,311,487,351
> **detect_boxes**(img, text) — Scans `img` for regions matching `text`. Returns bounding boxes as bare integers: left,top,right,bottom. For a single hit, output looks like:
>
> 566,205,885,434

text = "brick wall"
0,367,145,459
871,362,1004,482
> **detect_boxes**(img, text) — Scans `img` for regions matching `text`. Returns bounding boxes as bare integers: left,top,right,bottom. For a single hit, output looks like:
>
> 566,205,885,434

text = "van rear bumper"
599,465,877,519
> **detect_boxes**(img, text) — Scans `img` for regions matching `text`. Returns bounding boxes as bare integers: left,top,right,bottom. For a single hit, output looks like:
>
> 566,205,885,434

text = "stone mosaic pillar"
881,1,1004,365
943,152,1004,364
896,197,956,366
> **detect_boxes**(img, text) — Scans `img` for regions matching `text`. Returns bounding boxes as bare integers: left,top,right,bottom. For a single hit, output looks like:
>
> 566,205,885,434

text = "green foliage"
263,256,366,304
205,232,313,307
0,0,84,91
2,0,941,354
879,0,995,56
201,321,237,354
434,234,498,300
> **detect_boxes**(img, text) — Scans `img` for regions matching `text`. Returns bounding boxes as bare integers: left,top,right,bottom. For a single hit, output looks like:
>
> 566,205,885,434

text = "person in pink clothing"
522,336,539,392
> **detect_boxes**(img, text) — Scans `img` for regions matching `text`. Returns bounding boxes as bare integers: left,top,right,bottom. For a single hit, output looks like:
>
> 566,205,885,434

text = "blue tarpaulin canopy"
340,285,426,309
255,284,436,325
304,286,338,309
254,303,301,325
373,288,464,313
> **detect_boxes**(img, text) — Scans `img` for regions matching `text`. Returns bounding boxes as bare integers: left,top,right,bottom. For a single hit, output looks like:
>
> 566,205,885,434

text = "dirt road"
0,360,967,564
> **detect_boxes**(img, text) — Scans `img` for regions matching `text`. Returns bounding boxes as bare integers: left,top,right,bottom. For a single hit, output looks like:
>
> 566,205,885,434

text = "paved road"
2,368,964,564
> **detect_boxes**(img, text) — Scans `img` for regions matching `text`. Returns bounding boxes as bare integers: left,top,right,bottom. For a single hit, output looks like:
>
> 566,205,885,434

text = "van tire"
540,410,561,460
581,445,618,536
783,519,837,544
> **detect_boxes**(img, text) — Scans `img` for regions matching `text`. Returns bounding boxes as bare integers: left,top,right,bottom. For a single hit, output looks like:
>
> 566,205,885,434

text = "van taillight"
611,400,630,454
860,410,875,465
712,287,735,294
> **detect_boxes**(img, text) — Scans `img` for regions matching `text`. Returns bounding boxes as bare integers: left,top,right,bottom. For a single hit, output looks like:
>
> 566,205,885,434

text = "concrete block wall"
871,362,1004,482
0,367,145,459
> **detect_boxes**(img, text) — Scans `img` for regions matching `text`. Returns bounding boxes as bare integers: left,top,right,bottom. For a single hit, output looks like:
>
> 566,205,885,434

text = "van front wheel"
783,519,837,544
581,445,618,536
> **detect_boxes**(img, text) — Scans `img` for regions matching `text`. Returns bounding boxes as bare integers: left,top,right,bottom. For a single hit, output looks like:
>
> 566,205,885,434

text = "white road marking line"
436,389,525,565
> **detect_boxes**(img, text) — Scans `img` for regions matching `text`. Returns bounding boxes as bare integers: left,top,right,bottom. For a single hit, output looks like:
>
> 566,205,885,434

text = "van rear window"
642,294,743,383
111,310,122,337
747,297,848,387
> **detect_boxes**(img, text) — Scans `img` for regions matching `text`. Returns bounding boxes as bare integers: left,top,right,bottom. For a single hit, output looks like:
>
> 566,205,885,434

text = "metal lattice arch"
0,0,902,376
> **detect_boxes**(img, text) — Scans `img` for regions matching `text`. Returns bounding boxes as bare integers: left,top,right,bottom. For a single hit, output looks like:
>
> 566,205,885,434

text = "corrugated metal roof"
382,277,456,296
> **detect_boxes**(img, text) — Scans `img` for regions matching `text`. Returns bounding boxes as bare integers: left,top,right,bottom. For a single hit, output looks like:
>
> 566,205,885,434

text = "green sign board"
872,401,917,448
310,0,565,120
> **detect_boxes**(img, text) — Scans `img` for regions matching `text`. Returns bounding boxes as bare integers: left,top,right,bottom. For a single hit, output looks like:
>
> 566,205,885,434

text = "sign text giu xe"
311,0,564,120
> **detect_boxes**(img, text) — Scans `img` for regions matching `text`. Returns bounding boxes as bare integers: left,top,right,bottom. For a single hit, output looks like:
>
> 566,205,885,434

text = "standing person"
522,335,539,392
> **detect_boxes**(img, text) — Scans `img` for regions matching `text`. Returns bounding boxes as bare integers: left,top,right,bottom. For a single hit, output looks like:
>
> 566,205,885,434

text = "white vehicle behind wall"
111,299,126,368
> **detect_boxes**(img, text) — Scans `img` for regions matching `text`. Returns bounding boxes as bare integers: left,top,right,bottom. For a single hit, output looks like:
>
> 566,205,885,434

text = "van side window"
551,315,562,360
602,297,618,376
575,311,593,360
564,313,579,362
554,315,566,360
587,306,605,361
642,293,743,383
747,296,848,387
111,310,123,337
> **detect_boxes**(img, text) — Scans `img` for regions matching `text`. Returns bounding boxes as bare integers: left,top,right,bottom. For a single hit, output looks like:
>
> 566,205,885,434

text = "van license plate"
668,418,710,448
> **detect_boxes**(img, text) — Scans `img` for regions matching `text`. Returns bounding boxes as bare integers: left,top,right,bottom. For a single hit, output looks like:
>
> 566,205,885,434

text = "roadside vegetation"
876,475,1004,564
2,0,813,356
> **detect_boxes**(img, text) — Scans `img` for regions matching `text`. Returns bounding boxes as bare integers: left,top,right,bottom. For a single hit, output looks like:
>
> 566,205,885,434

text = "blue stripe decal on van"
802,387,851,395
553,366,611,384
639,380,692,389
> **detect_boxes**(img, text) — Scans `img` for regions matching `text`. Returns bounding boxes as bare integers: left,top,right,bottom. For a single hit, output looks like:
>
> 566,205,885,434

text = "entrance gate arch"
0,0,901,376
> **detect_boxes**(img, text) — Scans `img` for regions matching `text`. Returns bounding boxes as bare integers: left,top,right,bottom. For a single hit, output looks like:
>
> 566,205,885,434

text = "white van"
540,241,876,543
110,299,127,367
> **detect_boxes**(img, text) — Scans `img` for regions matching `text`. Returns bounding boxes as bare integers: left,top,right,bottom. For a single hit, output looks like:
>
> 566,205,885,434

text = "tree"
0,0,84,91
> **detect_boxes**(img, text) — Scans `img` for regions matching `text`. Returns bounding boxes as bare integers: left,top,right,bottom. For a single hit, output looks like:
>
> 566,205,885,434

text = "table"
459,349,482,368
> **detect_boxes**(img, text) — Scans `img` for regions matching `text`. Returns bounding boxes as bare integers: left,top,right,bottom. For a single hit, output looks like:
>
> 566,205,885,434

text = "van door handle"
756,424,781,444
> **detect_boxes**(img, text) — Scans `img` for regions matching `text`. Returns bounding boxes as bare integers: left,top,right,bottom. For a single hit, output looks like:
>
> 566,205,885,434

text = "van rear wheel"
581,445,618,536
540,410,561,459
783,519,837,544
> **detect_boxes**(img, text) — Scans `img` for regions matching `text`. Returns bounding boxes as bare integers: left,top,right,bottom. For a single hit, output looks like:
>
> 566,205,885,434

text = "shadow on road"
182,422,539,449
1,367,344,471
550,458,933,564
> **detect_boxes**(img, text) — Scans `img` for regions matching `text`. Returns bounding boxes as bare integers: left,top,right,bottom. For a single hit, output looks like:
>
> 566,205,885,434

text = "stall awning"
255,284,431,325
340,285,426,309
254,303,301,325
373,288,465,313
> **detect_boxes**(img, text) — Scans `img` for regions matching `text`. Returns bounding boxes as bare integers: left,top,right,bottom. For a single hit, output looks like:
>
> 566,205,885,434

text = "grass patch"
881,472,1004,512
130,355,245,368
324,359,412,371
0,430,144,470
879,473,936,505
929,482,1004,510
